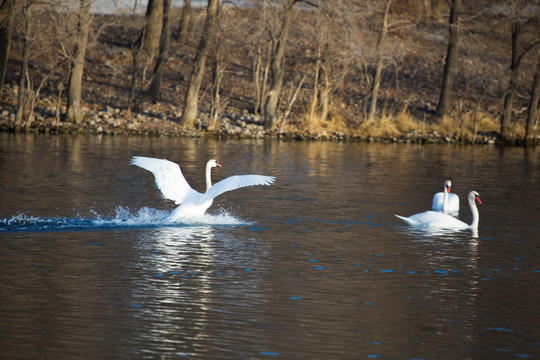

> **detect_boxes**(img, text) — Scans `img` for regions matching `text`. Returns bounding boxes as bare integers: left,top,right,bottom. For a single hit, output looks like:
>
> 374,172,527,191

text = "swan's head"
469,191,481,204
207,159,222,168
444,180,452,193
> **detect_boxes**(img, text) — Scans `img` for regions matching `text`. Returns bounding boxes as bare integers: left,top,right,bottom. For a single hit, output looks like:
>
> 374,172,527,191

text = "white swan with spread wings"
130,156,275,221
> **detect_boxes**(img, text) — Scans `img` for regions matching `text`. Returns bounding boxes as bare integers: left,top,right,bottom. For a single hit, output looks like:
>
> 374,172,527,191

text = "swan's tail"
395,214,420,226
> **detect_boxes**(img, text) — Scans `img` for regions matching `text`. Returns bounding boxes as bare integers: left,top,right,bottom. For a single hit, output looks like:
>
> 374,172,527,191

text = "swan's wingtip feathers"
130,156,158,168
263,176,276,185
129,156,142,165
242,174,276,186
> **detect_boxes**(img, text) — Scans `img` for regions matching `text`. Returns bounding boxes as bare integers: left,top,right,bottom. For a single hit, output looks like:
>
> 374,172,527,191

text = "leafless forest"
0,0,539,144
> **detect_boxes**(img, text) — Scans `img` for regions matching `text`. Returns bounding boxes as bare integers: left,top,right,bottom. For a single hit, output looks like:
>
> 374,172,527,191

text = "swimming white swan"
432,180,460,213
130,156,276,220
396,191,481,229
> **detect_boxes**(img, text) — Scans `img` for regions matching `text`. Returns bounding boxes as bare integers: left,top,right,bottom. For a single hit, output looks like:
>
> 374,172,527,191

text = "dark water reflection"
0,133,539,359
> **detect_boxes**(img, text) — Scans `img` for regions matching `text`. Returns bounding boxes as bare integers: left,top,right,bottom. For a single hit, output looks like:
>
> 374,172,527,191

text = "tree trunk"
525,55,540,143
209,48,224,130
144,0,171,102
140,0,163,61
368,0,391,122
15,1,31,132
500,20,522,141
253,47,262,115
435,0,461,120
127,45,140,114
309,50,320,121
254,42,271,116
319,56,331,123
264,0,297,130
180,0,219,128
66,0,92,124
424,0,444,21
309,48,331,124
127,0,142,114
177,0,191,45
0,0,16,90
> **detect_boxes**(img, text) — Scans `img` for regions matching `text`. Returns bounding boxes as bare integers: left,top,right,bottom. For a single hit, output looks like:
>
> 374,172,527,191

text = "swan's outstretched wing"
130,156,191,204
199,174,276,204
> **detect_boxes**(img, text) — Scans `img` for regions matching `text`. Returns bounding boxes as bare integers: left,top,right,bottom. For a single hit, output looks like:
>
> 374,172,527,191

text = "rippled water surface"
1,133,539,359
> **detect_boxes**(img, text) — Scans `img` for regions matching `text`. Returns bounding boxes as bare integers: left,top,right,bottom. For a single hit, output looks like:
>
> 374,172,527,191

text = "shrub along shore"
0,102,503,145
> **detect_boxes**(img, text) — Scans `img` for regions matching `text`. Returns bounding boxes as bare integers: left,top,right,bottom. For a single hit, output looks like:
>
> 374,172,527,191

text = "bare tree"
309,48,332,124
14,1,32,131
367,0,392,122
500,2,540,141
525,54,540,143
127,0,165,112
209,42,226,130
127,2,142,113
423,0,444,21
0,0,16,90
209,5,237,130
177,0,191,45
253,42,272,116
180,0,219,128
306,1,351,126
144,0,171,102
11,1,73,131
264,0,299,130
435,0,461,120
501,13,521,140
140,0,163,61
246,1,273,116
306,12,328,126
66,0,93,123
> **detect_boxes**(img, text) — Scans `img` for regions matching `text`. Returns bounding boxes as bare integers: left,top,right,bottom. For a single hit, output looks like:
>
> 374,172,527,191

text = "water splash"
0,207,247,233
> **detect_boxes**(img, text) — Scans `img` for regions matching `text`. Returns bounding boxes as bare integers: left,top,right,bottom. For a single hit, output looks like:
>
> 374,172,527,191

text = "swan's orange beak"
446,186,451,193
216,162,222,168
476,195,482,204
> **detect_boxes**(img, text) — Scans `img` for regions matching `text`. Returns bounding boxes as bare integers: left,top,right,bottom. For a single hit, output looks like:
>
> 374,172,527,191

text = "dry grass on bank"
283,105,507,142
363,110,503,141
355,107,420,138
287,106,423,138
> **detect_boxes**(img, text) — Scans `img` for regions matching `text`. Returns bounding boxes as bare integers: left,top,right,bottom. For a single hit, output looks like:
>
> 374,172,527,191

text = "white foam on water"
0,207,249,233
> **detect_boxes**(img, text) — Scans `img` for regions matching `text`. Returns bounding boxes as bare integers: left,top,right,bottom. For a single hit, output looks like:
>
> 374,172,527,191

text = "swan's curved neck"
442,188,449,213
205,162,213,192
469,196,479,229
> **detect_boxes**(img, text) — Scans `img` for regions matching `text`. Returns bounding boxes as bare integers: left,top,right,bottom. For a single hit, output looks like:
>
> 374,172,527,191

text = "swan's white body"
396,191,481,229
432,180,460,213
130,156,275,221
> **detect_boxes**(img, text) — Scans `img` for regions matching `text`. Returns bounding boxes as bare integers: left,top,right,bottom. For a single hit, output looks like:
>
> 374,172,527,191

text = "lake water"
0,133,539,359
